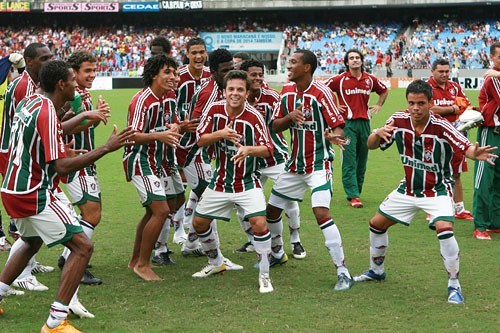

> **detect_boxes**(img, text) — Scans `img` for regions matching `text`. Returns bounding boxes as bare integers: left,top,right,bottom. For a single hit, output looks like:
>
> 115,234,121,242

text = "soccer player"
474,42,500,239
353,80,497,304
428,58,473,220
326,49,388,208
232,52,250,70
267,49,353,291
0,43,55,292
236,59,305,259
180,48,242,271
0,59,134,332
150,36,172,57
56,51,108,289
191,70,274,293
123,54,183,281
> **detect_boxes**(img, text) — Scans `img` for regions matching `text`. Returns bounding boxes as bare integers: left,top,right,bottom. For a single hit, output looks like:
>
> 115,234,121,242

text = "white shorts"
378,190,455,227
259,163,285,188
270,170,332,207
183,155,213,192
65,175,101,205
13,191,83,248
195,188,266,221
161,172,185,199
131,175,166,206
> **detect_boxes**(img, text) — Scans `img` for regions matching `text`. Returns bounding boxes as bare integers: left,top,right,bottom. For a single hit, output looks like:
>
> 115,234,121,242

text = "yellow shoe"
41,320,82,333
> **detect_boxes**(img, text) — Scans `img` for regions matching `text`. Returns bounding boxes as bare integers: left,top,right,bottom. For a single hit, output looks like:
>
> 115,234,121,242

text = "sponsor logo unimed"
401,156,438,172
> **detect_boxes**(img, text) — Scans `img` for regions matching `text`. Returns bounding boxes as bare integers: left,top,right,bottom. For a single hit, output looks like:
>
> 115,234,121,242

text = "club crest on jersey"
365,79,371,87
303,106,312,118
154,181,161,188
424,149,433,162
91,183,96,191
449,88,456,96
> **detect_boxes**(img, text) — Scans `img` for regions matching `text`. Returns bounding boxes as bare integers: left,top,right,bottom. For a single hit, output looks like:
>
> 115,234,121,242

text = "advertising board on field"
200,32,282,52
0,2,30,12
122,2,160,12
160,1,203,10
44,2,119,12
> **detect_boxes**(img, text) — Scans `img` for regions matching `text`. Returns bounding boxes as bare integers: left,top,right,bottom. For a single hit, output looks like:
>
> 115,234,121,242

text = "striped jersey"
380,111,472,197
273,81,345,174
182,78,223,167
1,94,67,218
123,87,178,181
478,68,500,128
253,87,289,168
63,87,96,183
197,101,273,193
326,71,387,120
427,76,470,123
0,71,38,175
161,90,178,175
175,65,211,166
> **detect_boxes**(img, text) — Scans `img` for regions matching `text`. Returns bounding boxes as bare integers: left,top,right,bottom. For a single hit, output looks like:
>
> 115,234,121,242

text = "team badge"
424,149,433,162
154,181,161,188
91,183,96,191
365,79,370,88
449,88,456,96
303,106,312,118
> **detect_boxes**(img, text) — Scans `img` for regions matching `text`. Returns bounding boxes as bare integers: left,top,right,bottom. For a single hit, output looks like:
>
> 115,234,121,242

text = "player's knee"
193,216,210,234
249,217,267,233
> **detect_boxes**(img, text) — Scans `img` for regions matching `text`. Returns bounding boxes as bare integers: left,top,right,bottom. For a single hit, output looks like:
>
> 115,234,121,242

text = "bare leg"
129,209,152,269
0,237,42,285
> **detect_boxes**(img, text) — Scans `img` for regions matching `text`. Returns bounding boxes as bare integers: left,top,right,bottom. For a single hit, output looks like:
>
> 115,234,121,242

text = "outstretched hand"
324,129,347,150
472,142,498,165
231,142,250,167
373,120,397,143
220,121,242,144
65,139,88,157
105,125,136,152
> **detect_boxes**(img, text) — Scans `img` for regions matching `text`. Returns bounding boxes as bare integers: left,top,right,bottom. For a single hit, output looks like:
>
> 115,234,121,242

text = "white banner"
90,77,113,91
200,32,282,52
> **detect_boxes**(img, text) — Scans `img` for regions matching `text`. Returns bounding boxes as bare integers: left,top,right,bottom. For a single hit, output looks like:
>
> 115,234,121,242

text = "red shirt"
478,66,500,128
427,76,470,123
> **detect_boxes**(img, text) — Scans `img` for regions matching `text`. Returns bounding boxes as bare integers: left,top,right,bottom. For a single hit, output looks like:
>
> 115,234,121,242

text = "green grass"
1,88,498,332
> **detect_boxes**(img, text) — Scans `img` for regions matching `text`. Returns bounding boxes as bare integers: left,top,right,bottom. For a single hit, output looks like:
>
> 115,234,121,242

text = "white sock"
79,219,95,240
285,201,301,244
321,218,350,278
266,217,284,258
454,202,465,214
70,286,80,304
184,191,199,229
369,225,388,275
438,229,460,285
0,282,10,298
197,227,222,266
254,230,271,275
46,301,69,329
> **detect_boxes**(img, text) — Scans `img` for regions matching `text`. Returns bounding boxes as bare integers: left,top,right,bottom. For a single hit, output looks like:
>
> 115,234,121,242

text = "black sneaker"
81,269,102,285
152,252,176,266
269,253,288,267
234,241,255,253
291,242,307,259
58,256,93,270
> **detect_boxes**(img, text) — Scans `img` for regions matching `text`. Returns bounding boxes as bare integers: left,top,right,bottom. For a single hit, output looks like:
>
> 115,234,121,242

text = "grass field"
0,88,498,332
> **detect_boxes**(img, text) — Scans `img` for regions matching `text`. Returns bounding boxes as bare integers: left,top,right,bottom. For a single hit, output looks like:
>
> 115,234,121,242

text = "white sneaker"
259,273,274,293
6,287,24,296
222,257,243,271
192,263,226,278
181,242,205,257
0,236,12,251
69,299,95,318
12,275,48,291
31,262,55,274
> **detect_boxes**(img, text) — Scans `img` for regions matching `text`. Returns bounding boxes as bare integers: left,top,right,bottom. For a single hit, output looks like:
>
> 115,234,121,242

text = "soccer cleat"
486,228,500,234
234,241,255,253
353,269,386,282
57,256,65,269
80,269,102,285
222,257,243,270
181,243,205,257
473,229,492,240
447,286,464,304
41,319,82,333
333,273,354,291
291,242,306,259
349,198,363,208
0,236,12,251
69,299,95,318
259,273,274,293
269,253,288,267
12,275,49,291
152,252,176,266
6,287,24,296
192,263,226,278
32,262,55,274
454,210,474,220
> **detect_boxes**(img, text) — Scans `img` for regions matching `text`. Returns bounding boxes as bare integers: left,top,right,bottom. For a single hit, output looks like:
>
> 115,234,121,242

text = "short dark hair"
223,70,250,90
431,58,450,70
406,79,433,100
40,60,71,93
66,50,97,71
240,59,264,72
233,52,250,61
344,49,364,72
24,43,47,60
150,36,172,55
294,49,317,75
186,37,206,52
142,54,178,87
208,48,233,73
490,42,500,55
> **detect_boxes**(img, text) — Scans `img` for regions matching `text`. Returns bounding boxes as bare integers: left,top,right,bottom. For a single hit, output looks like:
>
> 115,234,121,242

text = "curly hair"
240,59,264,72
150,36,172,55
142,54,178,87
40,60,71,93
208,48,233,73
66,50,97,72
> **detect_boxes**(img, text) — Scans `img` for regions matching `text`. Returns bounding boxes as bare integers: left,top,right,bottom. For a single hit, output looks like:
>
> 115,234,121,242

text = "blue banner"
122,2,160,12
200,32,282,52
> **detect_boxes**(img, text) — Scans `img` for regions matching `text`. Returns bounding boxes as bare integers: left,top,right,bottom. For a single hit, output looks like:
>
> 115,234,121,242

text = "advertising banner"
200,32,282,52
44,2,119,12
160,1,203,10
122,2,160,12
0,2,30,12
